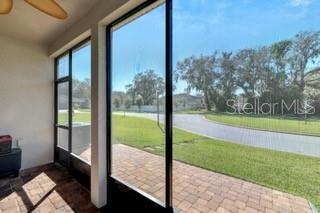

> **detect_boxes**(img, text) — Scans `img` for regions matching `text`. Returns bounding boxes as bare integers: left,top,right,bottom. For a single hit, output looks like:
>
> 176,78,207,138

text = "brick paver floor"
0,164,98,213
112,144,312,213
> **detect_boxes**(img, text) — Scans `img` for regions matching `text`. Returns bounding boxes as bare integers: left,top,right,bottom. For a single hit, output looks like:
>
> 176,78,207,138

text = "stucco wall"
0,34,54,169
47,0,147,207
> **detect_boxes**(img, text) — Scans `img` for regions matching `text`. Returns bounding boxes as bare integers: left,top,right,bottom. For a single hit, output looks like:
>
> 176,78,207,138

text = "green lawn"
205,113,320,136
113,115,320,209
58,111,91,125
58,111,320,208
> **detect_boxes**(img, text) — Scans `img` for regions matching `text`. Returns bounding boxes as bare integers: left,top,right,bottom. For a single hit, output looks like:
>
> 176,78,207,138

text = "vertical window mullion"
165,0,173,210
54,59,58,161
106,25,112,178
68,50,73,154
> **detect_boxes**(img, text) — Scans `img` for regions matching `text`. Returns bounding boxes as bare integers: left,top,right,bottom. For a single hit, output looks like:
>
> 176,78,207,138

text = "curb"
310,202,319,213
202,115,320,138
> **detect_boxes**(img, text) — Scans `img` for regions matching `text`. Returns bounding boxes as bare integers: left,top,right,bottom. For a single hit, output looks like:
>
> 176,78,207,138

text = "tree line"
58,78,91,109
175,31,320,114
113,70,165,111
113,31,320,115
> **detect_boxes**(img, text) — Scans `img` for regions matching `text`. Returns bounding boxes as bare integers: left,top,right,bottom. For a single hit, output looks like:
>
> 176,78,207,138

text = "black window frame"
106,0,173,210
54,37,92,187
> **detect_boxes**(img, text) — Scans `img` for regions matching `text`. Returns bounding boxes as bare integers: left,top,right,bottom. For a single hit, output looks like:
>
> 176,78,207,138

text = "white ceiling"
0,0,100,45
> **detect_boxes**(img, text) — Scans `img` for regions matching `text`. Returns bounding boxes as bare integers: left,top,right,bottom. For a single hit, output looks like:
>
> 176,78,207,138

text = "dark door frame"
106,0,173,211
54,37,92,188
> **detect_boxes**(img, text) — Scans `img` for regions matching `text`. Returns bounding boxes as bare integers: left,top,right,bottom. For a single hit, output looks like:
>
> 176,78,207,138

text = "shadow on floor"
0,163,98,212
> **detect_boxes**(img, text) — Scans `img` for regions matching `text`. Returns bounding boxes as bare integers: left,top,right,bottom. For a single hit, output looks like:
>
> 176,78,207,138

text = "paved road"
116,112,320,157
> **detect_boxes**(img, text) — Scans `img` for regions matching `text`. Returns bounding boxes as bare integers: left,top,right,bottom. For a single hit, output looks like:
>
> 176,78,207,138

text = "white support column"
91,23,107,208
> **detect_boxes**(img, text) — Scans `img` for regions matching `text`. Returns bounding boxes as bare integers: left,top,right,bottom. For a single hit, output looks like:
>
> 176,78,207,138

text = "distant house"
73,97,90,108
172,93,204,111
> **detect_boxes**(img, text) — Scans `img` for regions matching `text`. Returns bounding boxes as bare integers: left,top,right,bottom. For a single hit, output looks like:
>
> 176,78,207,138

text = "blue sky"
72,42,91,81
57,42,91,80
73,0,320,93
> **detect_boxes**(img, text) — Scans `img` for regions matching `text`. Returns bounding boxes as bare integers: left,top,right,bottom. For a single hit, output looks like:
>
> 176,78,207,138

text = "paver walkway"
113,144,312,213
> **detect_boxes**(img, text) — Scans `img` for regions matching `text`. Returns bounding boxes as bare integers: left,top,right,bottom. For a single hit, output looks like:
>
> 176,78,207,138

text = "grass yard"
57,111,320,208
113,115,320,209
205,113,320,136
58,111,91,125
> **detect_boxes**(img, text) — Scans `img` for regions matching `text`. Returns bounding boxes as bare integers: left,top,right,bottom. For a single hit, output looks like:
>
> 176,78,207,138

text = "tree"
175,54,218,111
113,98,120,110
289,31,320,99
125,99,131,111
125,84,136,105
257,40,293,113
234,49,261,100
136,96,143,112
124,99,131,117
216,52,237,111
129,70,165,105
234,47,274,105
269,41,292,91
173,30,320,115
270,40,292,77
72,78,91,108
219,52,237,96
174,100,179,110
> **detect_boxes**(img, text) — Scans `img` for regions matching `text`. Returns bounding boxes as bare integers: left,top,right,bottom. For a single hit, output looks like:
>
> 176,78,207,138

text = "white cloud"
290,0,312,7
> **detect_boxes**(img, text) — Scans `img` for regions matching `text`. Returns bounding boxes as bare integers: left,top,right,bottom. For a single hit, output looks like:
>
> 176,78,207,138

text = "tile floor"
1,145,313,213
0,164,98,213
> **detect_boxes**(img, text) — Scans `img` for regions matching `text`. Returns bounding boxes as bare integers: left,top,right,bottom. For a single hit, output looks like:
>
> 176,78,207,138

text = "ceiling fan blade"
0,0,12,14
24,0,68,19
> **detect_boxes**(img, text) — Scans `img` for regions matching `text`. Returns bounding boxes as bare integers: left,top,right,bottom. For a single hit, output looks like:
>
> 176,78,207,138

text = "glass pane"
173,0,320,212
57,82,69,126
57,54,69,79
111,4,166,202
72,41,92,163
57,128,68,150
